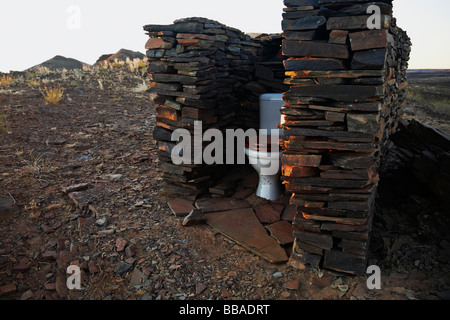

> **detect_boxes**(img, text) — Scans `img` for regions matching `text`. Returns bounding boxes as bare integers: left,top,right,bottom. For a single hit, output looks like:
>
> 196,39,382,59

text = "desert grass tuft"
40,85,64,104
0,75,13,87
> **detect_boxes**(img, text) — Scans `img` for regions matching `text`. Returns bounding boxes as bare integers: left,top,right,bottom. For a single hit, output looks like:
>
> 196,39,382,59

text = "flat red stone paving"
195,197,250,213
205,208,289,264
265,220,294,245
167,198,195,217
253,202,284,224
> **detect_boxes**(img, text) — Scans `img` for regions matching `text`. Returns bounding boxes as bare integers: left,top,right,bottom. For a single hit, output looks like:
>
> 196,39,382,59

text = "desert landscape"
0,51,449,302
404,69,450,132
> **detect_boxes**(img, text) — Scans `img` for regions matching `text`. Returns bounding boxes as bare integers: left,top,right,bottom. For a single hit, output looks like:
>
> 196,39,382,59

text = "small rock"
406,292,417,300
116,237,127,252
88,260,100,274
266,268,277,275
76,154,91,162
284,279,300,290
62,183,90,194
125,245,136,258
221,289,231,298
0,283,17,295
95,217,108,226
114,261,133,275
272,272,283,278
196,283,207,295
98,229,115,237
280,291,291,298
130,268,146,288
108,174,123,181
20,290,34,300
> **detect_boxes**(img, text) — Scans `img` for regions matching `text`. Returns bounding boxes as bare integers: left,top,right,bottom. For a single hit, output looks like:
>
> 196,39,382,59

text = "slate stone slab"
195,198,250,213
253,202,284,224
323,250,367,275
349,29,388,51
326,15,391,30
182,209,206,226
284,58,346,71
282,16,326,31
266,221,295,245
205,208,289,264
287,84,384,102
283,40,349,59
167,198,196,217
351,48,387,70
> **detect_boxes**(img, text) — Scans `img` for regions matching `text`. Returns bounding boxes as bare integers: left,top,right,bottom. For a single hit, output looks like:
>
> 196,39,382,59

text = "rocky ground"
0,65,449,301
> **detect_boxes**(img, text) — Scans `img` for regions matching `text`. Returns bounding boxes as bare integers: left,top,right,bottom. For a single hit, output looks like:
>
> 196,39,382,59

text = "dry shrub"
0,75,13,86
40,85,64,104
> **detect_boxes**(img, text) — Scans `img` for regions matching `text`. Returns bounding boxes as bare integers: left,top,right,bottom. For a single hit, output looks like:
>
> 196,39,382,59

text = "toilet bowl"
244,93,284,201
245,141,282,201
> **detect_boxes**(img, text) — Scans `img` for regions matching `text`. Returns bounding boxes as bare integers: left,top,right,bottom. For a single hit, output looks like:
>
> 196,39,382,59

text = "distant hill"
95,49,145,67
27,55,90,71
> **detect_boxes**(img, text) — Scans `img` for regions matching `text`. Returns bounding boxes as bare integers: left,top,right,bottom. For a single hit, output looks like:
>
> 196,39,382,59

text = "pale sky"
0,0,449,73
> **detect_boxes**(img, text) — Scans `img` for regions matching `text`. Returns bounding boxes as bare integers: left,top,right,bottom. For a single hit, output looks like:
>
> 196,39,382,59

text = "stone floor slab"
253,202,284,224
265,220,295,245
195,197,250,213
205,208,289,264
167,198,195,217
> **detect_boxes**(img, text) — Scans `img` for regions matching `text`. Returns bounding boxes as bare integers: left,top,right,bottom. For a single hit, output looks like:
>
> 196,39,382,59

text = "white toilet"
245,93,284,201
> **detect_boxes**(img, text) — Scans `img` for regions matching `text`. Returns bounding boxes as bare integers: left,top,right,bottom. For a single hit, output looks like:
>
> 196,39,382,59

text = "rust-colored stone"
205,208,288,264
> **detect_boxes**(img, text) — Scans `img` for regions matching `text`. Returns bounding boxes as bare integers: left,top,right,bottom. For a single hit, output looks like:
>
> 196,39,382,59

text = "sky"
0,0,449,73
